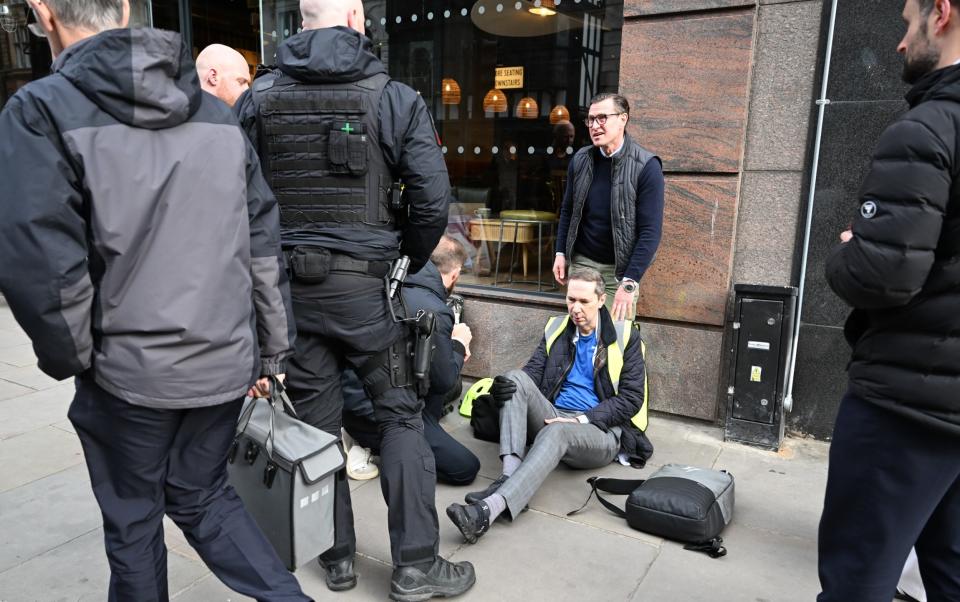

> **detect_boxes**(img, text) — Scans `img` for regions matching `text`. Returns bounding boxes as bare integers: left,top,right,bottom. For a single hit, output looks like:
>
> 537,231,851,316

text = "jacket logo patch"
860,200,878,219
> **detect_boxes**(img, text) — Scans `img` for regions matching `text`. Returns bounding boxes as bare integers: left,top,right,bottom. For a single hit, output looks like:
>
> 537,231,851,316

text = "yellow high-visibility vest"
543,315,648,431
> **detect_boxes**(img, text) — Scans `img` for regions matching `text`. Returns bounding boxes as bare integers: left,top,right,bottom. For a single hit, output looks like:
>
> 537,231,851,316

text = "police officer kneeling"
236,0,475,599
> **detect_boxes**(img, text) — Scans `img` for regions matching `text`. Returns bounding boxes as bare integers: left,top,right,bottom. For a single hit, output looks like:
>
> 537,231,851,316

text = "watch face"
622,282,637,293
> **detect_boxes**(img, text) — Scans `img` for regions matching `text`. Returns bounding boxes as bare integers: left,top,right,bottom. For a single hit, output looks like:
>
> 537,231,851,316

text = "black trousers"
343,380,480,485
818,391,960,602
285,271,439,567
68,377,309,602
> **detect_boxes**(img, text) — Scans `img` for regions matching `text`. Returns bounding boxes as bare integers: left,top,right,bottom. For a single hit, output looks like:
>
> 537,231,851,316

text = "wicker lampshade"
441,78,461,105
549,104,570,124
516,96,539,119
482,88,508,113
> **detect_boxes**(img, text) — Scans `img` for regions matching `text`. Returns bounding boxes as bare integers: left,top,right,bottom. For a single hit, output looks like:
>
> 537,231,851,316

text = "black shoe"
464,474,508,504
389,556,476,601
318,556,357,592
446,501,491,544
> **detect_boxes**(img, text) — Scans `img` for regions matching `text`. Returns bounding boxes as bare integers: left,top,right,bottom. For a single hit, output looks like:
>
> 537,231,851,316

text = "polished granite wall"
788,0,909,439
462,0,825,425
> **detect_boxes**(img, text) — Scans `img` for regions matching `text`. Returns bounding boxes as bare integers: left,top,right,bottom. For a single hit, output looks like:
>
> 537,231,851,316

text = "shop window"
190,0,260,73
261,0,623,293
0,0,151,106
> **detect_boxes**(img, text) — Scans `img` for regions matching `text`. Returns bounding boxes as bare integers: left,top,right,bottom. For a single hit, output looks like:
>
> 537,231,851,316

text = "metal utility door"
732,298,783,424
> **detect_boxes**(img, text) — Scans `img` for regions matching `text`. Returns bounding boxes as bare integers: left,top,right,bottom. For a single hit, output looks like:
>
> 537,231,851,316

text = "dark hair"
588,92,630,117
916,0,957,15
566,265,605,298
430,235,468,275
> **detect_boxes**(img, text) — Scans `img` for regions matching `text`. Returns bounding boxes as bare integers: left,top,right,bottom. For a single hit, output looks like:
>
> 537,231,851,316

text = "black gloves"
490,375,517,406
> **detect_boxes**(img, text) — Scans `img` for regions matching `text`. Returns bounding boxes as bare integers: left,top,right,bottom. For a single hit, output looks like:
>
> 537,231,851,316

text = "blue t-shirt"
554,330,601,412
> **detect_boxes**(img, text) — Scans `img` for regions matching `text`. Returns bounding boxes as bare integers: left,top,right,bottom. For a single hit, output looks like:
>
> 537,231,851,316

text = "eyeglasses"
584,112,624,127
27,3,46,38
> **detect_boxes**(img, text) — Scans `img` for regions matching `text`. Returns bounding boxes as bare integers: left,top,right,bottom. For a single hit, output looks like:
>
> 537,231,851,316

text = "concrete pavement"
0,299,831,601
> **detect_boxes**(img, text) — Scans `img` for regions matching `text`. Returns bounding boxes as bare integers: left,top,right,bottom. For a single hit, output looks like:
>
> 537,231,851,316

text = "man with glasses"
552,93,664,321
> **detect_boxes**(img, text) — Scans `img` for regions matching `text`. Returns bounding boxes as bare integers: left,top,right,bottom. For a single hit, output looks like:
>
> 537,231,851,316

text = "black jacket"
522,307,652,461
826,63,960,435
341,261,463,418
0,29,294,408
235,26,449,272
556,133,664,281
402,262,465,411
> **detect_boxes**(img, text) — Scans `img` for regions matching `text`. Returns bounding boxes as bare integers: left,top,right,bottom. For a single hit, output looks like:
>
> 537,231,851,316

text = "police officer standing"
236,1,476,600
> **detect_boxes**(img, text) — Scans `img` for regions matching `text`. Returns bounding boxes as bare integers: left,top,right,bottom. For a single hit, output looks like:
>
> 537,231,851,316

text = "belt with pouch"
285,247,391,282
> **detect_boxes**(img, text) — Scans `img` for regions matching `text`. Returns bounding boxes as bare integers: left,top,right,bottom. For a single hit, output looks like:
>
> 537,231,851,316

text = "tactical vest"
252,71,395,230
543,316,648,431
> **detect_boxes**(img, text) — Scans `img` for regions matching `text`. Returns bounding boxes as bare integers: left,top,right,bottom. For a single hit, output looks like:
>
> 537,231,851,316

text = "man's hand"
247,373,285,398
544,416,579,425
611,285,635,321
452,322,473,354
490,375,517,406
552,254,566,285
840,229,853,243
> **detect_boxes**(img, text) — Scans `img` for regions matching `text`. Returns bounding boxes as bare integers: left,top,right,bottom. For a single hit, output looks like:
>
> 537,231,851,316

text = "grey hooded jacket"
0,28,295,409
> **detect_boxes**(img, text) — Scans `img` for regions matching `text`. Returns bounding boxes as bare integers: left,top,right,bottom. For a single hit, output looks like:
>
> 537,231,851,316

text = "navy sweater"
561,153,665,282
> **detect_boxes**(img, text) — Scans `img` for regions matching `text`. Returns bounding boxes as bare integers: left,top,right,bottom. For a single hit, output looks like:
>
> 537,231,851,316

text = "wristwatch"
620,279,638,294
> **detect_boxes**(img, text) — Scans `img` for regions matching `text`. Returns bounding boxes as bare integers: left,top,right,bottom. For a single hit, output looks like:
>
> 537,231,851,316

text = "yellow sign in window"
495,66,524,89
750,366,762,383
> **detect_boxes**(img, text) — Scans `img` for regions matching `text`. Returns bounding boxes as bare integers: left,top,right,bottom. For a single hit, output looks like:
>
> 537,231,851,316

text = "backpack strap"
566,476,646,518
683,538,727,559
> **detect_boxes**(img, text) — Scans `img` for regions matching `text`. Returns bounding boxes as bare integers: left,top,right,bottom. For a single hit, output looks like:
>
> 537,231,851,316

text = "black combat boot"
318,556,357,592
389,556,476,601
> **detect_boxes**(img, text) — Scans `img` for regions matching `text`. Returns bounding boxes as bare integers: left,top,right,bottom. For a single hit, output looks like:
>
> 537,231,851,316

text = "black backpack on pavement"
570,464,734,558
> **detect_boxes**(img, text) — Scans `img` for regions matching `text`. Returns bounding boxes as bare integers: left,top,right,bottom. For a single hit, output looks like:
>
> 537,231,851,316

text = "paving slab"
0,463,100,572
171,552,395,601
631,523,819,602
713,438,828,542
52,418,77,435
447,508,660,602
0,363,62,391
0,325,31,350
0,426,84,493
0,528,209,602
644,417,724,470
347,475,478,564
0,381,34,403
0,344,40,369
0,383,75,440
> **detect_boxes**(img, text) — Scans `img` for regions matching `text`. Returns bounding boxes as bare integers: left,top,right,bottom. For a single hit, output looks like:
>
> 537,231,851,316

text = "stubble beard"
903,23,941,84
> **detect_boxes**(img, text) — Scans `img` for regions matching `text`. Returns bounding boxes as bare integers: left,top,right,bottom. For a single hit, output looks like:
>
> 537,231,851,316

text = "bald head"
300,0,365,34
196,44,251,107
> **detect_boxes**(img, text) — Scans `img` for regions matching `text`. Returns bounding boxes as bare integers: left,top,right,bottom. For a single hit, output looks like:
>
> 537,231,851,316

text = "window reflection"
261,0,623,292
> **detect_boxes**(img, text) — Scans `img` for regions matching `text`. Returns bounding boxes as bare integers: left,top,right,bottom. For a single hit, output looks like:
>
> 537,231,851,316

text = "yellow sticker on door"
750,366,762,382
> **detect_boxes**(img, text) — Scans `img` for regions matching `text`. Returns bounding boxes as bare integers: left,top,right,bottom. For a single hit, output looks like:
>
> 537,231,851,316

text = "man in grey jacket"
0,1,307,600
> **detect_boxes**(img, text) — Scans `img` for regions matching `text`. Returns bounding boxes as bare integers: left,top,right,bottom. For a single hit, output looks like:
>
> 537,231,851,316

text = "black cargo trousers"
284,260,439,568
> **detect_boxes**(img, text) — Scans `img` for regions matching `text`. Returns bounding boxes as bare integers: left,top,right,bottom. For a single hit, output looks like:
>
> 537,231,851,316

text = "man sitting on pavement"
341,235,481,485
446,266,652,542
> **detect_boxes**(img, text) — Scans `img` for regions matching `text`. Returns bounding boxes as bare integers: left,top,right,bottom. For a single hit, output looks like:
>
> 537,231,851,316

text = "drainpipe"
783,0,839,413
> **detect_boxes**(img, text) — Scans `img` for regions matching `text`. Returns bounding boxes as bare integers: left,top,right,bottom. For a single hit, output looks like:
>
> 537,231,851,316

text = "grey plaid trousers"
495,369,620,518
